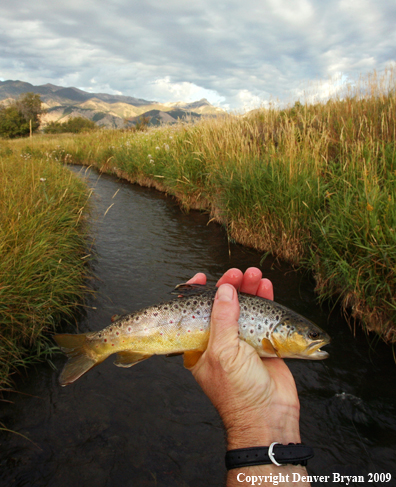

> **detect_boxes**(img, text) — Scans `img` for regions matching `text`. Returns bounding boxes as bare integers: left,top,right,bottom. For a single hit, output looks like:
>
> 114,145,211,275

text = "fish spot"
98,334,102,338
193,300,197,305
160,332,163,336
183,310,187,314
154,312,158,317
242,324,247,329
275,315,279,321
238,330,240,335
250,329,254,334
164,306,168,310
200,301,204,305
251,317,254,321
200,328,203,331
244,306,247,310
169,321,173,324
109,328,113,332
128,327,131,332
196,310,201,315
135,317,139,321
188,329,191,333
112,343,114,346
258,338,261,342
266,331,269,338
116,332,119,336
192,315,195,319
175,305,179,309
104,338,107,342
144,310,147,315
257,325,262,331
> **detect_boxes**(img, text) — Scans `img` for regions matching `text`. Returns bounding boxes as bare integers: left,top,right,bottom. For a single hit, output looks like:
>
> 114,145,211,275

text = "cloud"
0,0,395,109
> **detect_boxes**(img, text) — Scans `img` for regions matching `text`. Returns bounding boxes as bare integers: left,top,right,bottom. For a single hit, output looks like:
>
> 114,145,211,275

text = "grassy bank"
3,69,396,347
0,149,91,392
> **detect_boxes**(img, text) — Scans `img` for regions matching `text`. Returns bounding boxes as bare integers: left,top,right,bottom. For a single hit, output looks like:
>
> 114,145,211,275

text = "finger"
216,268,243,290
207,284,240,349
256,278,274,301
186,272,207,285
240,267,263,294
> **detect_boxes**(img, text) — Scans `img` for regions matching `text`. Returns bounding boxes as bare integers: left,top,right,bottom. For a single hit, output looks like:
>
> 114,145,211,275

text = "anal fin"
114,351,152,368
183,351,204,369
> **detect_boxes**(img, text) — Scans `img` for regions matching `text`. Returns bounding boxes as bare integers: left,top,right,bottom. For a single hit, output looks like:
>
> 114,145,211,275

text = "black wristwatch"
225,443,314,470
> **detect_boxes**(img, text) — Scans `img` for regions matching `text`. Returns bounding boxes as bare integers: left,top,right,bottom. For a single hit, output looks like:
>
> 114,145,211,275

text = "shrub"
44,116,97,134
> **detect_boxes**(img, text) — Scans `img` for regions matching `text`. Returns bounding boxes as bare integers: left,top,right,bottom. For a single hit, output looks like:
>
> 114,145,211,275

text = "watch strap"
225,443,314,470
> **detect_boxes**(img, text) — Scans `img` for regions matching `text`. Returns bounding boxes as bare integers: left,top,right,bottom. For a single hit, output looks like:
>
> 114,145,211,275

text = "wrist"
225,403,301,450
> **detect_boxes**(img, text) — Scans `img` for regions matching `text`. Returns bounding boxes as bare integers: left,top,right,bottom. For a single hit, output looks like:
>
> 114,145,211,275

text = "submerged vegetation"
0,150,90,391
0,68,395,391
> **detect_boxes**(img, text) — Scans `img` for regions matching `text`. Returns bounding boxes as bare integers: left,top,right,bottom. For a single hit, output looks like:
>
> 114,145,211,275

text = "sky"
1,0,395,111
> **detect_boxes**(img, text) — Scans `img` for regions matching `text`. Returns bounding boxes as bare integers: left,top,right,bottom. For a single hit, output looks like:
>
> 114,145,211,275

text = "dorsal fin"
171,283,210,296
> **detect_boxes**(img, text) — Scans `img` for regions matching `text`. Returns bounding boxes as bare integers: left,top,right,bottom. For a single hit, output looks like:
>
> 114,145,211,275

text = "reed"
0,148,91,391
3,67,395,348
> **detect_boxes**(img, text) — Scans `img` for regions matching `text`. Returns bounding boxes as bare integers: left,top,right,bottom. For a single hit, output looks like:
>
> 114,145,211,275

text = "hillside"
0,80,223,128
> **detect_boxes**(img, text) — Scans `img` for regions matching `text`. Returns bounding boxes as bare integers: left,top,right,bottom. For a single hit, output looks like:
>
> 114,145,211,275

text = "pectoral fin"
114,351,152,368
261,338,280,357
183,351,204,369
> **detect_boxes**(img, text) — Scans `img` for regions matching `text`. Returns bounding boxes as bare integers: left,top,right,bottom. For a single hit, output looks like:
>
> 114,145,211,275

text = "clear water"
1,166,395,487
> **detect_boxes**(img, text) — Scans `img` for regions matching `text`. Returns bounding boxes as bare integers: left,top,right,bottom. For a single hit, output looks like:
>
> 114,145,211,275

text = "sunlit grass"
0,149,91,391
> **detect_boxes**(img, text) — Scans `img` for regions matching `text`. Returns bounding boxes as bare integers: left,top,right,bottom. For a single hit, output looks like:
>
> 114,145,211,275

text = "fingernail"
217,284,234,302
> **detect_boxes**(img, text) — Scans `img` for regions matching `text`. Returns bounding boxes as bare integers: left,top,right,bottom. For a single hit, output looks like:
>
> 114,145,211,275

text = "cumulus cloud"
0,0,395,109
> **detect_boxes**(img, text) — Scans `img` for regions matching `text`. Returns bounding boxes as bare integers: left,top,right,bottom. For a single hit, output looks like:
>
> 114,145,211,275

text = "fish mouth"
305,338,331,359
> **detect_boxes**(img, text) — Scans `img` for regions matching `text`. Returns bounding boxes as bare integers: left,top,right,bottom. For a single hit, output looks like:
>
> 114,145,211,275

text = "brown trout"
54,284,330,386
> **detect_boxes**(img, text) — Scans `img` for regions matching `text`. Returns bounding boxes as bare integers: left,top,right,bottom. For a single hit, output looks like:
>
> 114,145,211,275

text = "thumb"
207,284,240,352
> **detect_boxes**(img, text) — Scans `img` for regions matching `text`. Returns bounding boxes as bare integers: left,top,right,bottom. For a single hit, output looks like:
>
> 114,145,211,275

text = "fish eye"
308,331,320,339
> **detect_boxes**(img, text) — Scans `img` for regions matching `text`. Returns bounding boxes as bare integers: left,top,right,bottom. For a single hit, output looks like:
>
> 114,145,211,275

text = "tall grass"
0,148,91,391
3,67,396,346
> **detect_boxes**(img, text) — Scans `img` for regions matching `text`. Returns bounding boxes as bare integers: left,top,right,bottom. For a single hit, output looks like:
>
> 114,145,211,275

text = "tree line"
0,92,96,138
0,93,44,138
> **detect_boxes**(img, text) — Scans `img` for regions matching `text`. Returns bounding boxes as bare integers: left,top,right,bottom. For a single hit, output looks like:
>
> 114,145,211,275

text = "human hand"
187,267,301,449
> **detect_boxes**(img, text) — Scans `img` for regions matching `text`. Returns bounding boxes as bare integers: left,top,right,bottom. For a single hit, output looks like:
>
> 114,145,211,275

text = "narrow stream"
1,166,395,487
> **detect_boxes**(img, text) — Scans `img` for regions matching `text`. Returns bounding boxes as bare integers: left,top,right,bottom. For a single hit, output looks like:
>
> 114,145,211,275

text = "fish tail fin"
53,333,100,387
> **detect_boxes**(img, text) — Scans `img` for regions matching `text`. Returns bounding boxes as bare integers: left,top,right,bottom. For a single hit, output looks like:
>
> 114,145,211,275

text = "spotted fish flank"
53,285,330,386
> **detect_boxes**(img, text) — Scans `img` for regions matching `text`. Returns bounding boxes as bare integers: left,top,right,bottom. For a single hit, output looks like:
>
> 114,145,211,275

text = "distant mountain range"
0,80,224,129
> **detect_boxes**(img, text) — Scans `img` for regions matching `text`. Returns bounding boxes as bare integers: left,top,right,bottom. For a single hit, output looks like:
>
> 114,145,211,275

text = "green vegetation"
1,69,395,388
0,149,91,391
43,116,97,134
0,92,45,138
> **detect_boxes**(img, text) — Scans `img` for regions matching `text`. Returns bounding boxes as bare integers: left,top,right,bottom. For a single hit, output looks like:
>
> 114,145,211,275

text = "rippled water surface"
1,166,395,487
